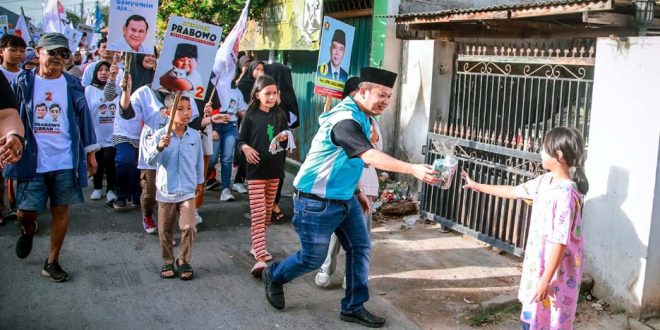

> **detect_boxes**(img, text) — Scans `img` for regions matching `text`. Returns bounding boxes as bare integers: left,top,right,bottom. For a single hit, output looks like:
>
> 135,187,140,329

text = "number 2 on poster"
195,86,204,99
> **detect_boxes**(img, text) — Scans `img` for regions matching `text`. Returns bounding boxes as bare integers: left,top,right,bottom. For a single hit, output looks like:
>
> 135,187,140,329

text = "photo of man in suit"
317,29,348,83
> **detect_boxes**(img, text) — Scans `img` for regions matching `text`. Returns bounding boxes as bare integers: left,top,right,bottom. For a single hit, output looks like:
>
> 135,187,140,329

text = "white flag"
14,15,31,45
211,0,250,108
43,0,67,33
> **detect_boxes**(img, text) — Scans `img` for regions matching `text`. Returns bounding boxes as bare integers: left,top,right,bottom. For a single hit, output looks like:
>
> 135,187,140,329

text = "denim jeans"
210,122,237,190
114,142,140,202
270,194,371,313
521,322,530,330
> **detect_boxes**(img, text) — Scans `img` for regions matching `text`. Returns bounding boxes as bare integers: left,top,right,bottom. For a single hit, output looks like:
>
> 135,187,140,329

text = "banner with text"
239,0,322,51
107,0,158,54
313,17,355,99
152,15,223,100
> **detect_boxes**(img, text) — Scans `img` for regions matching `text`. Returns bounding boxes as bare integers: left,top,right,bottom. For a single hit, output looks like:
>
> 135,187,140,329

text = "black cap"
37,33,69,50
174,43,197,60
360,67,397,89
343,76,361,98
331,29,345,46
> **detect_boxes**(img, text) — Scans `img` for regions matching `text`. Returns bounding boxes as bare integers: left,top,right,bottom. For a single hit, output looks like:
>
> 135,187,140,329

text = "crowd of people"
0,31,589,330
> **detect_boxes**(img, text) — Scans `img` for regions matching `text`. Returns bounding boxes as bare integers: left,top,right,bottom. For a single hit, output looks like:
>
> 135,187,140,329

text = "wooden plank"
329,8,373,19
582,12,634,26
398,10,509,25
510,0,613,18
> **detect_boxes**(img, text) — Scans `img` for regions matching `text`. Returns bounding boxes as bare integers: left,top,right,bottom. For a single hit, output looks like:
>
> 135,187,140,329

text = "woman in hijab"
20,48,38,71
85,61,119,202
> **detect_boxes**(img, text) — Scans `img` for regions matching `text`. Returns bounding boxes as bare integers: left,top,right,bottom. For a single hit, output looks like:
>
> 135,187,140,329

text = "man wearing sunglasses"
4,33,99,282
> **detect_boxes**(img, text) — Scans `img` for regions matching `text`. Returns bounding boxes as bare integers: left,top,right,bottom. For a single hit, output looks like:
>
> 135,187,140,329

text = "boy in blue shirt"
145,95,204,281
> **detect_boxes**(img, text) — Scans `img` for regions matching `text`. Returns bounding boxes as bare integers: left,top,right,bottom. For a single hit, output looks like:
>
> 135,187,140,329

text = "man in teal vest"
263,67,438,327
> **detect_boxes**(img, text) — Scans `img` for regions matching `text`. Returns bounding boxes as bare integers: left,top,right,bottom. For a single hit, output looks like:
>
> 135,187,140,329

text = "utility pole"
81,0,84,22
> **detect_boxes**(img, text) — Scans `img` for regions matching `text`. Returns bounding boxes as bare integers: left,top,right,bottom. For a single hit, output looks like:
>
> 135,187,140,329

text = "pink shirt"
514,173,584,330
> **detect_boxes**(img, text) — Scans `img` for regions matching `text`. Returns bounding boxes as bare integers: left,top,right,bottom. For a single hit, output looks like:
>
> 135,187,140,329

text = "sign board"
0,15,9,38
240,0,322,51
107,0,159,54
313,17,355,99
152,15,223,100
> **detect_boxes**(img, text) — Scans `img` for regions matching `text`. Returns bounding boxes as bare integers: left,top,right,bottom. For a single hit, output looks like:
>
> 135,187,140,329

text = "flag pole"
166,92,183,136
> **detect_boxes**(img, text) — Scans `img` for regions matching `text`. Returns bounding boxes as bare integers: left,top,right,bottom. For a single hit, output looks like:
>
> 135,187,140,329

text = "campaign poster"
313,17,355,99
152,16,223,100
106,0,158,54
0,16,8,38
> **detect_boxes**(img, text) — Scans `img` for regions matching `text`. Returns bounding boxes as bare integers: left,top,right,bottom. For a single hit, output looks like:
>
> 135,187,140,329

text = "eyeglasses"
45,49,71,59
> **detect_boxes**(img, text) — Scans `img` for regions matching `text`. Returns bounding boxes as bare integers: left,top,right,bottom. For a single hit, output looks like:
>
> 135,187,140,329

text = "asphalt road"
0,175,418,329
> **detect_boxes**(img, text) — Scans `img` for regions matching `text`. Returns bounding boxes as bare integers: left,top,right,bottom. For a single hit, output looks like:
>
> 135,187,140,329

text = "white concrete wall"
584,36,660,317
378,0,402,156
393,39,435,196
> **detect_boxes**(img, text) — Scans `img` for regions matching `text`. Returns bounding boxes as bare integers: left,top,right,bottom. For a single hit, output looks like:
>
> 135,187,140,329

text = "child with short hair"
145,95,204,281
462,127,589,330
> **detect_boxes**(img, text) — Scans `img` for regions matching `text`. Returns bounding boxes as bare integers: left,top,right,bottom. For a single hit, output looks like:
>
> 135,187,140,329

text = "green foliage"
66,10,81,27
157,0,269,38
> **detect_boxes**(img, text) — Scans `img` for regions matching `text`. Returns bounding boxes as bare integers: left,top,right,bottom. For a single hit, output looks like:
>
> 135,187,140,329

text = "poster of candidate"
0,16,8,38
313,17,355,99
107,0,158,54
152,16,223,100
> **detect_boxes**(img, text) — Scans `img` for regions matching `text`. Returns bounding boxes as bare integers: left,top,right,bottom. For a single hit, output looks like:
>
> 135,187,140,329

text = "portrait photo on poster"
314,16,355,99
106,0,159,54
151,15,223,100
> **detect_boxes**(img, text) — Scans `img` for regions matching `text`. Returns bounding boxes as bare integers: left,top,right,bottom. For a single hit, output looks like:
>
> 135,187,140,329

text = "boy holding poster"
144,95,204,280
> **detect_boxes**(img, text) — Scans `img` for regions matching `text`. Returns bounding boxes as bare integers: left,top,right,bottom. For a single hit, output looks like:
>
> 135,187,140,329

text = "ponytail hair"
543,127,589,195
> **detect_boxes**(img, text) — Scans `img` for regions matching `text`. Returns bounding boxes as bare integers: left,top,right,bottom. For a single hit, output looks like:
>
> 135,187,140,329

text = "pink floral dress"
514,173,584,330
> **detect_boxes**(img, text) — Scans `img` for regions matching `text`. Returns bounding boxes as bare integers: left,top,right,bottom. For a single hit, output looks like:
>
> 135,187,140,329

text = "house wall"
584,36,660,318
374,0,402,156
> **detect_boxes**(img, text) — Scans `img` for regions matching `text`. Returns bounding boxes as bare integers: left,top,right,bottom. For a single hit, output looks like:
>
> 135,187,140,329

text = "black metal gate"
421,42,595,256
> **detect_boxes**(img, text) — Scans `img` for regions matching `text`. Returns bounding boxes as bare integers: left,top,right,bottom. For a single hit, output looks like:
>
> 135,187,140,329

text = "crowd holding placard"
0,10,590,327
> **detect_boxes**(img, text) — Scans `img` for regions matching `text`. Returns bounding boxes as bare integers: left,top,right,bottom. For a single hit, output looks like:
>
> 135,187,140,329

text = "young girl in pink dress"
462,127,589,330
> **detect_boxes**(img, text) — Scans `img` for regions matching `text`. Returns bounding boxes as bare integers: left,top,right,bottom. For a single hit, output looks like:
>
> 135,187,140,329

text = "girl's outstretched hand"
461,170,480,191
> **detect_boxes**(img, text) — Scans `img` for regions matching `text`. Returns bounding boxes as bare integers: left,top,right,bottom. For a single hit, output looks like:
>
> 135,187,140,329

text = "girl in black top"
237,75,288,277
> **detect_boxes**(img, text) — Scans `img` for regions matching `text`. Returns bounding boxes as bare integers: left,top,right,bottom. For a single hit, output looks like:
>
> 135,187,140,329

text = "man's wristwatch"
354,188,363,195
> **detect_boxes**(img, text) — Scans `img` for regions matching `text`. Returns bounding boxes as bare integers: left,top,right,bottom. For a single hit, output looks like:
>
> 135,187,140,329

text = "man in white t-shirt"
4,33,100,283
0,35,26,82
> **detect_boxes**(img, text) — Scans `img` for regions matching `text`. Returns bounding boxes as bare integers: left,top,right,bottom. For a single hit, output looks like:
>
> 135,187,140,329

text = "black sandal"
271,210,285,222
176,260,193,281
160,263,175,279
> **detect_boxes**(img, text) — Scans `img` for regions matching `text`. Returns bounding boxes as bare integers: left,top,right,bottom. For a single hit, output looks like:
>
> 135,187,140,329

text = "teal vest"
294,97,371,200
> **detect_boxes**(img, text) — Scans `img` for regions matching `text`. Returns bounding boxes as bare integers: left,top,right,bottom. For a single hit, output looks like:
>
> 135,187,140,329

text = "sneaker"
315,271,331,287
220,188,235,201
106,190,118,203
205,179,220,191
195,211,203,225
90,189,103,200
143,216,157,234
15,231,34,259
131,200,141,208
42,259,69,282
112,198,129,210
263,266,285,310
232,183,247,194
5,209,17,221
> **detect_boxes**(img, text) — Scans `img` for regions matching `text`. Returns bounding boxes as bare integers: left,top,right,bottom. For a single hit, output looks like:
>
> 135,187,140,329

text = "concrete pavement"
0,175,418,329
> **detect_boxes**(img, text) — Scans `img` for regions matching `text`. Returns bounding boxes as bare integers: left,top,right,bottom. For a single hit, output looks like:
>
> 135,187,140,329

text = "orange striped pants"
248,178,280,260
